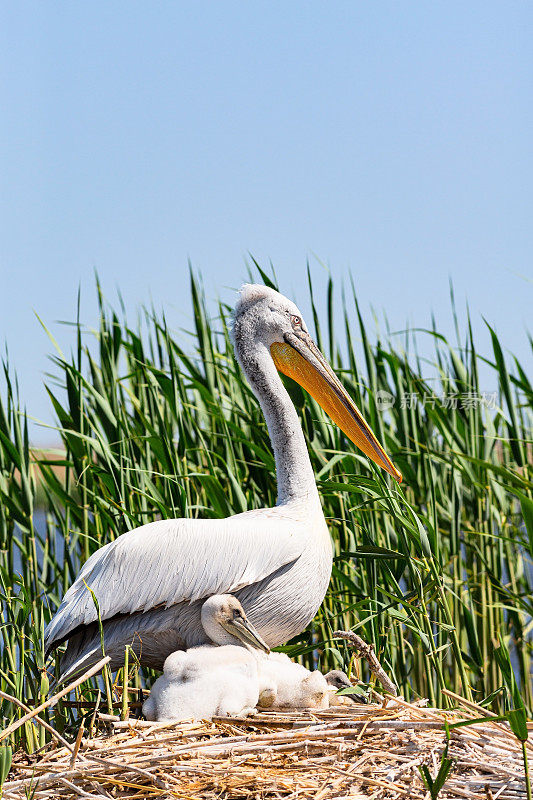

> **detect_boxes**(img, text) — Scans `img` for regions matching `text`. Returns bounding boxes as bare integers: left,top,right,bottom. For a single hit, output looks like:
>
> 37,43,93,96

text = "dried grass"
5,697,530,799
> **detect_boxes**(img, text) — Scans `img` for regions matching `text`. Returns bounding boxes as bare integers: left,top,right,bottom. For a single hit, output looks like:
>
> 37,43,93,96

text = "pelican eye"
290,315,302,329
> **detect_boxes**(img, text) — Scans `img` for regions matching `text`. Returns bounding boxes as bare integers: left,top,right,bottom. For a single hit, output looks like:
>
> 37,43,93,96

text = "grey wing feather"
44,510,304,650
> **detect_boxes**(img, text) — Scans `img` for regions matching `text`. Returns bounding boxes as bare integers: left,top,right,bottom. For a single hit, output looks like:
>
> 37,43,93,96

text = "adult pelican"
45,284,401,679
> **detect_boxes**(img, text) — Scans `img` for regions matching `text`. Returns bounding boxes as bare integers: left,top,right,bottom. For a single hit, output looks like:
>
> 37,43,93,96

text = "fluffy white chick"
257,652,330,710
143,594,270,722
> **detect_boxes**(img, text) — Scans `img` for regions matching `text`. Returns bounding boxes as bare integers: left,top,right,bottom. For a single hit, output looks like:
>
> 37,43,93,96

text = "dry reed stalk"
0,656,111,744
332,629,398,695
443,689,533,753
4,699,530,800
0,690,76,754
69,720,86,769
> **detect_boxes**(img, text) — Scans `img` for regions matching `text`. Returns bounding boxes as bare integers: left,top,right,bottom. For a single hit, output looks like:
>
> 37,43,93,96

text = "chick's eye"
291,315,302,329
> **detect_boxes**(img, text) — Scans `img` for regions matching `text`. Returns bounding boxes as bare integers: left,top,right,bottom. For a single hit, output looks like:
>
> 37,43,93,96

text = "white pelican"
323,669,359,706
142,594,269,722
45,284,401,680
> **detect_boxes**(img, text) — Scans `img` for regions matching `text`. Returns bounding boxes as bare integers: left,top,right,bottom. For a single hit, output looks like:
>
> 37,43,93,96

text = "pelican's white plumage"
45,284,400,680
45,511,305,649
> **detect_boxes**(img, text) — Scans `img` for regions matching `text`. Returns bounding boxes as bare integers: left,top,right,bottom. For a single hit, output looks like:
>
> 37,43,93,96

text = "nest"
5,694,531,799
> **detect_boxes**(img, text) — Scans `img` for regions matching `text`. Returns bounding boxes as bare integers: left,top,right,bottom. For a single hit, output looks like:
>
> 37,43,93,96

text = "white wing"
45,508,305,650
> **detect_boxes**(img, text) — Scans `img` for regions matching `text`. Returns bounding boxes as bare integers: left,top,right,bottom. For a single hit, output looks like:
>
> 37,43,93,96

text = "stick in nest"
332,630,398,696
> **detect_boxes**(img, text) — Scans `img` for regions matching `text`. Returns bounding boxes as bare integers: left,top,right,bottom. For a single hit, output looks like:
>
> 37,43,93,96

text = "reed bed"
0,265,531,761
5,695,531,799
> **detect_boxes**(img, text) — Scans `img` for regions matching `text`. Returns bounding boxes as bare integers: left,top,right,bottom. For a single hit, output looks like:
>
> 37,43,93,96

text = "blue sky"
1,2,531,444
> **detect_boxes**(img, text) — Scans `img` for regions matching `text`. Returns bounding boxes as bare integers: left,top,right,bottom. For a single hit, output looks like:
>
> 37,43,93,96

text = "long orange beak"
271,333,402,483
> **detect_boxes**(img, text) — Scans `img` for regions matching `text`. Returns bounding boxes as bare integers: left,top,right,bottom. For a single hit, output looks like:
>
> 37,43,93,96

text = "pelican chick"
143,594,269,722
324,669,362,705
257,652,329,710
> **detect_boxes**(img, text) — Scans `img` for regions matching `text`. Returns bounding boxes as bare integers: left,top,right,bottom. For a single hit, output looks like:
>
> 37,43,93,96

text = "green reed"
0,266,531,752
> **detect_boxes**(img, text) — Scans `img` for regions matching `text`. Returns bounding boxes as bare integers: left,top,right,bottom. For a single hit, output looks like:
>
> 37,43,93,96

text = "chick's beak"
225,616,271,654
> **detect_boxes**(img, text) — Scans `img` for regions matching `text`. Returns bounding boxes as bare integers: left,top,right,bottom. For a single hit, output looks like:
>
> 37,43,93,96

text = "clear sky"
1,1,531,444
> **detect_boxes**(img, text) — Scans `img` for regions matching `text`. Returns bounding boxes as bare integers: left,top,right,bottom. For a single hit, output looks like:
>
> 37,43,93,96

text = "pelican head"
233,284,402,482
324,669,352,690
201,594,271,653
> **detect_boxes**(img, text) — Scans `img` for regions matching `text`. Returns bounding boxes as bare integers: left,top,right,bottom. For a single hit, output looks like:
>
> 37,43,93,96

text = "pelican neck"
237,342,321,506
